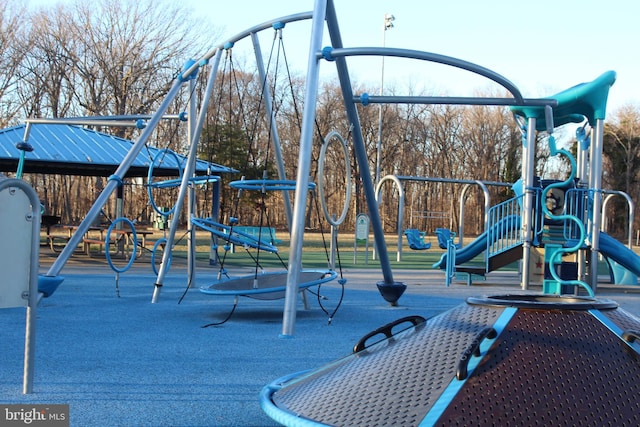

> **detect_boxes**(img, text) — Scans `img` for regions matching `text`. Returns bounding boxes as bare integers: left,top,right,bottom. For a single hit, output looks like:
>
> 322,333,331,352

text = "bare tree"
5,0,219,223
60,0,209,122
18,4,77,119
603,103,640,234
0,0,29,127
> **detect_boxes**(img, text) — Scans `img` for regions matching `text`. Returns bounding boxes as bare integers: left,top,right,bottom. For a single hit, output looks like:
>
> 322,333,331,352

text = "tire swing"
196,179,336,301
195,26,338,325
195,202,338,328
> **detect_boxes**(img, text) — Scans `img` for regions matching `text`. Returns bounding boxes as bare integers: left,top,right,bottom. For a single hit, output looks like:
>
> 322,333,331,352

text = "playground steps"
539,224,566,246
453,244,522,283
488,245,523,272
455,265,485,276
447,244,523,286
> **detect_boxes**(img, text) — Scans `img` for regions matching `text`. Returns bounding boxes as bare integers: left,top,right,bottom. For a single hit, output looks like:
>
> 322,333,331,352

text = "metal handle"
456,327,497,380
622,330,640,343
353,315,426,353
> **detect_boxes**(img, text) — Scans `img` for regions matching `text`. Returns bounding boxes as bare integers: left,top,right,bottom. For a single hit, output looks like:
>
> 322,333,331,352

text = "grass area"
42,228,630,276
171,231,496,271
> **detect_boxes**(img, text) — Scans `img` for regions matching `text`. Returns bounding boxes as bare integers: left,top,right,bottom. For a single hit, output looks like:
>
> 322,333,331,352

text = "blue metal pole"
324,1,404,305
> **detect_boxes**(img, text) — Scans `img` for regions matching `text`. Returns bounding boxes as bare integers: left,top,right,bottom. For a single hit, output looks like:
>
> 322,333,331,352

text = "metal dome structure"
262,294,640,426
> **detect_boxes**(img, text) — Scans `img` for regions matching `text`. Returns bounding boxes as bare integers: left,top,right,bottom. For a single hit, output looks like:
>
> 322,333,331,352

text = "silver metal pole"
24,119,148,127
46,77,186,278
17,180,41,394
187,78,198,289
590,119,605,293
520,117,537,290
281,0,327,337
25,114,184,123
152,55,222,302
576,126,589,284
375,14,394,185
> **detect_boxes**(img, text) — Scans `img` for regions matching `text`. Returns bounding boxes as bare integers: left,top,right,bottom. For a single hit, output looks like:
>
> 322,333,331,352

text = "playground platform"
2,256,640,426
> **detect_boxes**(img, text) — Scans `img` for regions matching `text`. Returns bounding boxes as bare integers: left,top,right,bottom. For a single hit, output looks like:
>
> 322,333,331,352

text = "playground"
1,254,639,426
3,0,640,425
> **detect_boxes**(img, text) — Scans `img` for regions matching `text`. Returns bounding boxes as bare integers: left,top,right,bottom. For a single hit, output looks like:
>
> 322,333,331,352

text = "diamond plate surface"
603,305,640,334
272,304,503,427
436,309,640,426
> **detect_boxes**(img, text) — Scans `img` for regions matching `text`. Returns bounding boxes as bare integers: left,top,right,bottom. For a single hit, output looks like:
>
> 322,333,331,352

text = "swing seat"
200,270,338,300
435,228,461,250
404,229,431,250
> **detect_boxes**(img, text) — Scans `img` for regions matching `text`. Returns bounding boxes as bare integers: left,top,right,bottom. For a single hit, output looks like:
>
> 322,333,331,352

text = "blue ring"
151,238,171,275
147,149,183,216
105,217,138,274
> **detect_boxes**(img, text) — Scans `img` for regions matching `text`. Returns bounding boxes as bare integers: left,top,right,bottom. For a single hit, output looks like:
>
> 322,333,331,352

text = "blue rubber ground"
2,268,638,426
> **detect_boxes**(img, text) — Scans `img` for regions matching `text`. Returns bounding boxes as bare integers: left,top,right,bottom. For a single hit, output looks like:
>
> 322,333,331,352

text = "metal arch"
183,11,314,79
375,175,405,262
376,174,507,262
321,47,552,106
602,190,635,248
318,130,352,227
458,181,491,247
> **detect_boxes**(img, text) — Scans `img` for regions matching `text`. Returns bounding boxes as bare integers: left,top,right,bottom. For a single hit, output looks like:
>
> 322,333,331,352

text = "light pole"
375,13,394,186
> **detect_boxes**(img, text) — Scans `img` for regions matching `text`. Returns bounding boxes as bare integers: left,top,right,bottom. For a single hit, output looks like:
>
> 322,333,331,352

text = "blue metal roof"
0,124,235,177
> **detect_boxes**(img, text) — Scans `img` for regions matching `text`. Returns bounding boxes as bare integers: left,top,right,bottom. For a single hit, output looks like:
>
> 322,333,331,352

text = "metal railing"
487,195,524,258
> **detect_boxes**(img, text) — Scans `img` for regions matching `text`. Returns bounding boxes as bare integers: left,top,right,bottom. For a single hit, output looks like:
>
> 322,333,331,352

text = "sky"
27,0,639,113
182,0,639,114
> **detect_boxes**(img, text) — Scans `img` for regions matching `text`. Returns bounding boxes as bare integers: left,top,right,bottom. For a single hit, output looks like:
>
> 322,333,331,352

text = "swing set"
37,1,616,337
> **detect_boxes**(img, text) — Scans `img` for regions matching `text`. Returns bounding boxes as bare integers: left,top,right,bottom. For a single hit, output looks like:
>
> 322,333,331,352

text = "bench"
134,238,166,260
46,234,72,252
82,237,117,256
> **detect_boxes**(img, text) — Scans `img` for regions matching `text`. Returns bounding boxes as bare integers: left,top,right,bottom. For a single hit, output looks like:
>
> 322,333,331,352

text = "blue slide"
599,232,640,279
433,215,520,270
